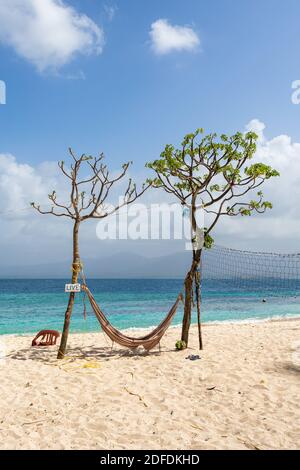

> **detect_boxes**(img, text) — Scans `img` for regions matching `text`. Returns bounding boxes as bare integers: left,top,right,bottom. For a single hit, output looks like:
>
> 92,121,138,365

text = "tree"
147,129,279,349
32,149,149,359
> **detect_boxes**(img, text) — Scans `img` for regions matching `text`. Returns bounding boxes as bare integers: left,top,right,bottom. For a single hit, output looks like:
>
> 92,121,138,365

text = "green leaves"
204,230,214,249
209,184,221,192
245,163,280,179
262,201,273,210
239,208,252,216
146,177,162,188
226,196,274,217
146,126,279,239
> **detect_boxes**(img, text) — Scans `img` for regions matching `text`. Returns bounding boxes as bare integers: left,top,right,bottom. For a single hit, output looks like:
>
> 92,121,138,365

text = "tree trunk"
181,194,203,347
181,269,193,345
195,269,203,350
181,250,202,347
57,219,81,359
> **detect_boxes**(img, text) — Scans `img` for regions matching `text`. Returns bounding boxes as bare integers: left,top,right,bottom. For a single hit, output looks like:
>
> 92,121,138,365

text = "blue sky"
0,0,300,268
1,0,300,168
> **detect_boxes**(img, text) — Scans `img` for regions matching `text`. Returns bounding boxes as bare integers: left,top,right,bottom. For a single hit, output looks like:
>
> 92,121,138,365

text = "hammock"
82,285,183,351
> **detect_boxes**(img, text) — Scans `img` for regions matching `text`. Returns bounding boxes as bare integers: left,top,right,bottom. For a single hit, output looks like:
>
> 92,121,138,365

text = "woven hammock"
82,285,183,351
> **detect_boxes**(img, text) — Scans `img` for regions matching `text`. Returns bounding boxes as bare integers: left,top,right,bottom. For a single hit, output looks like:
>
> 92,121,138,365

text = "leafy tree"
147,129,279,348
32,149,149,358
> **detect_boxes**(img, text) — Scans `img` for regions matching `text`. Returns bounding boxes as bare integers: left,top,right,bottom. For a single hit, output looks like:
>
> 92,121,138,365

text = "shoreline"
1,313,300,338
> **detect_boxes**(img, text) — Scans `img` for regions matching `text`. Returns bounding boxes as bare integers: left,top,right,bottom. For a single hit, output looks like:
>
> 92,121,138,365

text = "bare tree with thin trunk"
32,149,149,359
147,129,279,349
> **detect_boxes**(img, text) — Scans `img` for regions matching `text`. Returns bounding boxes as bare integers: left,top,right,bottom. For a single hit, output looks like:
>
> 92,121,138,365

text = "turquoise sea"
0,279,299,335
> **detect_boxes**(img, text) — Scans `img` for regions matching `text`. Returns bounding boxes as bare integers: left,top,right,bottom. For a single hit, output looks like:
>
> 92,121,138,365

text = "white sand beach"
0,319,299,450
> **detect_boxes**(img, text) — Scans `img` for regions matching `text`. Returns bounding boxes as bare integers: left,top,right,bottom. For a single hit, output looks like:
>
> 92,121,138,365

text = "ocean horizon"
0,278,299,336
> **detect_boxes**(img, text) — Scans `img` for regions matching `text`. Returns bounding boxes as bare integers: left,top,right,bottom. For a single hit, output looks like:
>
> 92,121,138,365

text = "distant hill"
0,251,191,279
0,246,293,279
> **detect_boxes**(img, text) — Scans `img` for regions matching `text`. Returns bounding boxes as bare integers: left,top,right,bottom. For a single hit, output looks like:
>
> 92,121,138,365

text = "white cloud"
0,154,48,213
150,19,200,55
245,119,266,141
104,4,117,22
215,119,300,252
0,0,104,72
0,154,72,217
1,120,300,266
246,119,300,190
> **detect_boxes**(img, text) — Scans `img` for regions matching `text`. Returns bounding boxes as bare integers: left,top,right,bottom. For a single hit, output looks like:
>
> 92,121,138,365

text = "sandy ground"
0,319,299,450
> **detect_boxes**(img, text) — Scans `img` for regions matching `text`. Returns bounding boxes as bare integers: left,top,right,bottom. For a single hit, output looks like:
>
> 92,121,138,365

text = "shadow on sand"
7,344,175,364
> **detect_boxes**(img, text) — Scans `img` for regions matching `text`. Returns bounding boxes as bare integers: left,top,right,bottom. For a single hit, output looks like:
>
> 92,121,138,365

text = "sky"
0,0,300,272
